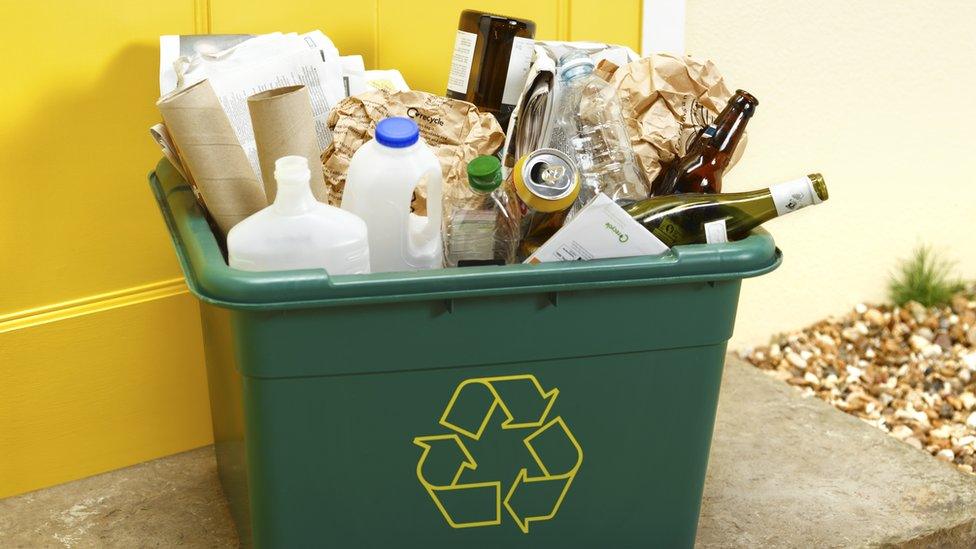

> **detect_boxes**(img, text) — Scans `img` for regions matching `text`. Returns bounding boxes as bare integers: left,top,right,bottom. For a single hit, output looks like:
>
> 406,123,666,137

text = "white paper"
362,69,410,93
158,31,346,181
208,49,344,180
148,122,187,179
447,30,477,94
502,37,538,106
340,55,366,96
526,194,669,263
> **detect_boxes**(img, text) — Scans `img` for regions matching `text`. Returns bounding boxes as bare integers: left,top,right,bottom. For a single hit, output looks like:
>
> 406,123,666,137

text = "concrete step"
2,357,974,547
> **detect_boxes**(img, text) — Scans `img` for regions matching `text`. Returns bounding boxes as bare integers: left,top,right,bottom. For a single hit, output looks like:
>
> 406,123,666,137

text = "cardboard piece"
157,79,267,237
248,85,328,203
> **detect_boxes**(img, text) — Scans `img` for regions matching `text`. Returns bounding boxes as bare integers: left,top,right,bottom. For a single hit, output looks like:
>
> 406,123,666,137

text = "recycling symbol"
413,374,583,533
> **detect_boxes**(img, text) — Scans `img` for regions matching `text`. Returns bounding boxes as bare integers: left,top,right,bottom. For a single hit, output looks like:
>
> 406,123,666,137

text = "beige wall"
685,0,976,347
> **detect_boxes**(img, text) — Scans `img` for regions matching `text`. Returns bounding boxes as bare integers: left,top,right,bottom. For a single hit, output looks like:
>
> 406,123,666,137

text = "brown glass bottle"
650,90,759,196
446,10,536,130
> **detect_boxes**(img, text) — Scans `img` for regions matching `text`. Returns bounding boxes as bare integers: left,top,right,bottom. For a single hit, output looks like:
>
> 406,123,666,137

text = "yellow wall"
684,1,976,347
0,0,641,498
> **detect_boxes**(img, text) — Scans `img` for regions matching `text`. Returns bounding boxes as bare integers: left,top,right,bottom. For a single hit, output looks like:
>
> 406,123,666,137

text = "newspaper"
158,32,346,181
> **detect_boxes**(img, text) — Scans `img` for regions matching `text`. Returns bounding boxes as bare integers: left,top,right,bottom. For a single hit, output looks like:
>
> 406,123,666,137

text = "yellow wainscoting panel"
0,291,213,498
568,0,641,49
210,0,379,67
0,2,196,316
377,1,564,94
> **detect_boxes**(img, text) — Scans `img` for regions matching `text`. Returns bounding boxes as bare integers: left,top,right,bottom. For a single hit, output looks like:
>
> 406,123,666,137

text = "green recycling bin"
149,158,780,548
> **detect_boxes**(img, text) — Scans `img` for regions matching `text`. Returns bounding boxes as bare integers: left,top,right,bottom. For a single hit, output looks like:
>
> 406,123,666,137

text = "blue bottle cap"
375,117,420,148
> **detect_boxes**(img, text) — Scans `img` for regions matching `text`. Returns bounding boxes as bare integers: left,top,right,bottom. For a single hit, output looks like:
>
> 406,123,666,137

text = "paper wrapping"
322,89,504,214
248,85,328,202
157,80,267,236
608,53,744,182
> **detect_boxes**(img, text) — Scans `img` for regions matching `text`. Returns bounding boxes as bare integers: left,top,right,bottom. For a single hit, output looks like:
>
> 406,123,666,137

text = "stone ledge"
2,357,974,547
697,357,976,548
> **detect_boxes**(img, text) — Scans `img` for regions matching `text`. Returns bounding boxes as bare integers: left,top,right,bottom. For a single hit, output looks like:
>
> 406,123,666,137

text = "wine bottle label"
704,219,729,244
770,176,817,217
447,30,478,94
501,36,537,107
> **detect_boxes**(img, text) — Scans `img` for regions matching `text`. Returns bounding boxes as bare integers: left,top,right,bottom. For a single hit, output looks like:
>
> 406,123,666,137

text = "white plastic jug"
341,117,443,273
227,156,370,274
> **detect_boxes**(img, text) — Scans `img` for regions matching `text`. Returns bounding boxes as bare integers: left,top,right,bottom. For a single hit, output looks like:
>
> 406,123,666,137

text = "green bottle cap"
467,155,502,193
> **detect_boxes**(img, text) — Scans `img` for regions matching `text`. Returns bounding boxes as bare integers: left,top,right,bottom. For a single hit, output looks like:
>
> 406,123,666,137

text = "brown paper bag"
157,80,267,236
248,85,329,203
609,54,744,182
322,89,504,214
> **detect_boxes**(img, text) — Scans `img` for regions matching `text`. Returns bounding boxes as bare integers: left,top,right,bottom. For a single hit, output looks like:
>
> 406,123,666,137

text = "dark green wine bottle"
624,174,828,247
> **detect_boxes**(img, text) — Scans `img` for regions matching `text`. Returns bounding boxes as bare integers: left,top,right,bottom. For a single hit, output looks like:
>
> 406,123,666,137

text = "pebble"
786,352,807,370
922,344,943,358
864,308,885,326
908,301,928,323
890,424,914,440
909,334,930,352
743,286,976,476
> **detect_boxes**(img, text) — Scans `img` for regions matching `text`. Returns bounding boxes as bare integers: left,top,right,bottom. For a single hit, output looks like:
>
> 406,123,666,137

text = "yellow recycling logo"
412,374,583,533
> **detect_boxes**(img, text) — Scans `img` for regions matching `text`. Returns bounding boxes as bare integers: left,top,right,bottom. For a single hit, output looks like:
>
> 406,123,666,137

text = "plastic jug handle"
417,166,443,241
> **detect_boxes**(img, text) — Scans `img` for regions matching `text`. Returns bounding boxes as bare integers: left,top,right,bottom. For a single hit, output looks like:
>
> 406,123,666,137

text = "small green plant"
888,245,964,307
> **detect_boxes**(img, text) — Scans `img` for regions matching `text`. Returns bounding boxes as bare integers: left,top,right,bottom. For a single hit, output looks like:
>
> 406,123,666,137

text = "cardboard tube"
248,85,328,203
157,80,267,236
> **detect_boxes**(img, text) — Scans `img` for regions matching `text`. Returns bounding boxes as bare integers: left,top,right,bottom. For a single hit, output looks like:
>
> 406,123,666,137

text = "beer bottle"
651,90,759,196
627,174,827,247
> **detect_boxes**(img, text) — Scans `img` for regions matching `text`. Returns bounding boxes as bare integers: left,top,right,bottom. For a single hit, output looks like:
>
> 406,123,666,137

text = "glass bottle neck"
709,108,751,153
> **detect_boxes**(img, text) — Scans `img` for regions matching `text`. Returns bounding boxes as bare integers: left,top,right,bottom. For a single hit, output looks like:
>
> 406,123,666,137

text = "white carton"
525,194,669,264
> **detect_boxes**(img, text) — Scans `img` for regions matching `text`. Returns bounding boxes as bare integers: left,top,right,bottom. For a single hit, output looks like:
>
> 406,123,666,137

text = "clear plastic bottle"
444,155,520,266
546,50,650,215
228,156,370,274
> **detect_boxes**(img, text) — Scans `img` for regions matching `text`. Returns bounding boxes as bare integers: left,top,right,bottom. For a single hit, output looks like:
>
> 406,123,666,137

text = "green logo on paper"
604,221,629,243
412,374,583,533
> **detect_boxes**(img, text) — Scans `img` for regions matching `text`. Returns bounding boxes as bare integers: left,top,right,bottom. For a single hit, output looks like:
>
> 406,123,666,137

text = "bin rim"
149,158,781,310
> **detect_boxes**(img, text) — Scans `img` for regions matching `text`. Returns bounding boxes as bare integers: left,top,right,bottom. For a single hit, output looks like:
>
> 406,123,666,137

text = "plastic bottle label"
447,30,478,94
770,177,816,217
501,37,537,107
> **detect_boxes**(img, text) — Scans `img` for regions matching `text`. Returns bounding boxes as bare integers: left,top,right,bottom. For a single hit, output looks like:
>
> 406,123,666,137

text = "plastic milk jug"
341,117,444,273
228,156,371,274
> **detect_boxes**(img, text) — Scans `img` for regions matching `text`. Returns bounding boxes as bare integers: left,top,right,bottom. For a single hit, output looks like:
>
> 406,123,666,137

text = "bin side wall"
243,343,727,548
198,303,252,545
232,281,742,379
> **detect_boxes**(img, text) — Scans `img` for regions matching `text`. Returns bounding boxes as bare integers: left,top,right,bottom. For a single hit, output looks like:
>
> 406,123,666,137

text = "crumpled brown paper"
322,89,504,213
608,53,744,182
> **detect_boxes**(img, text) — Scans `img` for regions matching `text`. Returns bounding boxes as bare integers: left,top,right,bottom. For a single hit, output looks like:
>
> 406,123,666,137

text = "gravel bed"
742,286,976,475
